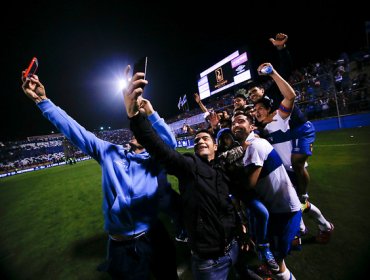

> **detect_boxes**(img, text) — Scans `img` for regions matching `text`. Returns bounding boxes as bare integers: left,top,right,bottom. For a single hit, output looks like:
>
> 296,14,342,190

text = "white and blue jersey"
243,132,301,213
243,132,302,259
262,112,293,171
262,111,308,172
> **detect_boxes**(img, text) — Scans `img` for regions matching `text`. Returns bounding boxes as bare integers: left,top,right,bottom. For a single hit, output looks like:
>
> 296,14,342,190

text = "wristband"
279,103,292,113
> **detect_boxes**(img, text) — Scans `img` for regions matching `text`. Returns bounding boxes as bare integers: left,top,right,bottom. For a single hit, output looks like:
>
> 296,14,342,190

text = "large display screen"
197,50,252,100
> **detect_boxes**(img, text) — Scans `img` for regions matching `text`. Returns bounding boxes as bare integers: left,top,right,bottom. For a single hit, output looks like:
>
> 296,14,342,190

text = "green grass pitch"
1,126,370,279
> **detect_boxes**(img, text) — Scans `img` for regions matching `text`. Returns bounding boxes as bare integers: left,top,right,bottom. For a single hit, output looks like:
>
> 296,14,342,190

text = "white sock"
275,268,296,280
299,217,306,232
305,202,331,230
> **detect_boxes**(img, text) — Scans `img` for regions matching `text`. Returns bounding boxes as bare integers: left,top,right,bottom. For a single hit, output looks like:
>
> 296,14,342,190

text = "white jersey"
243,132,301,213
263,112,292,171
263,111,307,172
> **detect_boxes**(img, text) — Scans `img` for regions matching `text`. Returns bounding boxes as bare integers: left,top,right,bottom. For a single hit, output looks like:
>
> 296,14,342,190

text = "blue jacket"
38,99,176,235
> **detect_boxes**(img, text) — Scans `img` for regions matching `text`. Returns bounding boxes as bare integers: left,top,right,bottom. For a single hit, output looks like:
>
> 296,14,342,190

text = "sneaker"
175,230,188,243
256,243,279,273
316,223,334,244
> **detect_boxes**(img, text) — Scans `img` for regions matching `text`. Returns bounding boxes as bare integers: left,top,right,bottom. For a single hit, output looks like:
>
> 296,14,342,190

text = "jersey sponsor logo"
114,159,129,170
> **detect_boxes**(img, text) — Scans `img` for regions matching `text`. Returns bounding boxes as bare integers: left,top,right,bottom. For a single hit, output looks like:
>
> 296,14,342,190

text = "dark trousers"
105,220,179,280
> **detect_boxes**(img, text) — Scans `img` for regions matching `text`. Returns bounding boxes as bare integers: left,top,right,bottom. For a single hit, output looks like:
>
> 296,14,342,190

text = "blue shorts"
268,211,302,260
291,121,315,156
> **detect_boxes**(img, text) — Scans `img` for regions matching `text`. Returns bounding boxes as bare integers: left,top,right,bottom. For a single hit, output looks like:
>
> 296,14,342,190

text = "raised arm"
123,66,192,178
124,66,148,118
21,73,48,103
269,33,288,50
193,92,209,113
257,63,296,119
269,33,293,80
21,73,106,161
139,97,177,148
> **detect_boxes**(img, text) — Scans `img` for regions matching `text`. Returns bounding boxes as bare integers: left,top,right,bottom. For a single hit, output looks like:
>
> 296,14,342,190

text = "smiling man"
231,110,302,280
124,65,240,280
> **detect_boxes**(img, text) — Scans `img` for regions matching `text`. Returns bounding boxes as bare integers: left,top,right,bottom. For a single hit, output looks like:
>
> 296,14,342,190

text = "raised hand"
21,73,47,103
269,33,288,50
122,65,148,117
193,92,201,104
138,97,154,116
208,111,220,129
257,62,275,76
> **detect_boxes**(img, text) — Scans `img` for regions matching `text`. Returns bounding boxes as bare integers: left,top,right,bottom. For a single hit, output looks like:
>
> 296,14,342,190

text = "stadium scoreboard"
197,50,252,100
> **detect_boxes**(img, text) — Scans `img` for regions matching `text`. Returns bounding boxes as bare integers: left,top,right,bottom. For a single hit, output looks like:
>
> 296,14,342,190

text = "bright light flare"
117,78,128,92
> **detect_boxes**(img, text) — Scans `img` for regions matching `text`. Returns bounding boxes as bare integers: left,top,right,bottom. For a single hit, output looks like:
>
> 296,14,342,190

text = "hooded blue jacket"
37,99,176,236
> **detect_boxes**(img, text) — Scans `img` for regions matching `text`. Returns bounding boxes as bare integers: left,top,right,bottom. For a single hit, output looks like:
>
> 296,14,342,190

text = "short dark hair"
232,110,255,124
246,80,265,92
220,118,231,128
195,129,215,142
234,88,248,100
255,95,274,109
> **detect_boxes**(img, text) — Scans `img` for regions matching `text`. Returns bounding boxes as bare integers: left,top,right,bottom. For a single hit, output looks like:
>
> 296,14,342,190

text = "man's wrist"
145,109,154,116
35,97,48,104
128,111,140,118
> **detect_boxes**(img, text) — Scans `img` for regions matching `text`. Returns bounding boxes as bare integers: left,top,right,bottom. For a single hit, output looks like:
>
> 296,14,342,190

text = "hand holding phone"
24,57,39,79
132,56,147,80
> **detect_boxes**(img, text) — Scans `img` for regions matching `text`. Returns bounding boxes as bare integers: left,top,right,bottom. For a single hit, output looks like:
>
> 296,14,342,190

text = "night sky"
2,1,368,141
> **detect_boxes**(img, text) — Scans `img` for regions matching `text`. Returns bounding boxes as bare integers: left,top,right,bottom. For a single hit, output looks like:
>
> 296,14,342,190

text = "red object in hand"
24,57,38,78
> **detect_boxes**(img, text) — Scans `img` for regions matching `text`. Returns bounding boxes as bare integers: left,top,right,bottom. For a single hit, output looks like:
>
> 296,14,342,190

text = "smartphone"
132,56,147,80
24,57,39,78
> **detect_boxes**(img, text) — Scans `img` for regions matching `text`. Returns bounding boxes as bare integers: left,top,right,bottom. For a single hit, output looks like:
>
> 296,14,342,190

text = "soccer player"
253,63,334,244
231,109,302,280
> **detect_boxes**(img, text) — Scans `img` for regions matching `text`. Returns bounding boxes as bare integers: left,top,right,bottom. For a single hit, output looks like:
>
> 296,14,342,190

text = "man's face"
254,103,270,123
231,114,253,142
233,97,247,110
193,132,217,160
248,87,264,103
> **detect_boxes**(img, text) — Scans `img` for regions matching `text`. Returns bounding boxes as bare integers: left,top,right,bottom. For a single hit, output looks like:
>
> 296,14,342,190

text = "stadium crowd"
0,129,133,174
170,49,370,138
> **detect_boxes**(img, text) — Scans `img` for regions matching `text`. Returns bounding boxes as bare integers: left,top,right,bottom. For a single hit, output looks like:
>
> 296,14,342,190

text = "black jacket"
130,112,237,256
